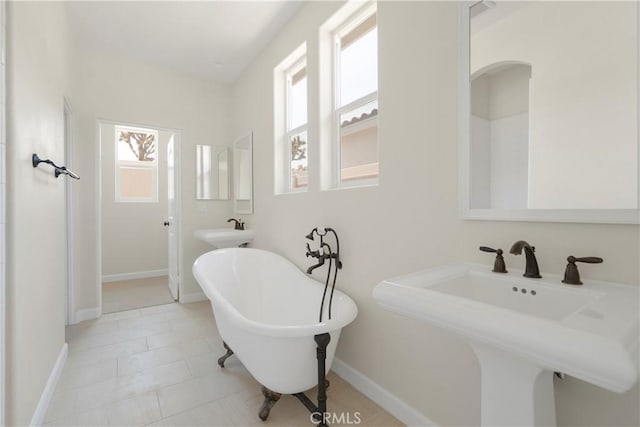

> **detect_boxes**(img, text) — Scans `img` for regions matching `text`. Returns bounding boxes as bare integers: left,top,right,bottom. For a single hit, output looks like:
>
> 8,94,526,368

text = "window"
274,43,307,194
333,4,378,186
115,125,159,202
286,58,308,191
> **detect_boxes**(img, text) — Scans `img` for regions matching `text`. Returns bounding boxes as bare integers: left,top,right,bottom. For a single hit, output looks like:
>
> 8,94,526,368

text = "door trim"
0,0,6,421
64,97,75,325
96,119,183,318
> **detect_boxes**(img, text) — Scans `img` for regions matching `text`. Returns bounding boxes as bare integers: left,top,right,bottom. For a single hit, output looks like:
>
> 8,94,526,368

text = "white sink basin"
194,228,254,248
427,269,603,321
374,263,639,426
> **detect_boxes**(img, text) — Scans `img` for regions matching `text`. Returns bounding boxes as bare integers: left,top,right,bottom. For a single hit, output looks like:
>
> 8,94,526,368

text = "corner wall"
230,2,639,426
5,2,72,424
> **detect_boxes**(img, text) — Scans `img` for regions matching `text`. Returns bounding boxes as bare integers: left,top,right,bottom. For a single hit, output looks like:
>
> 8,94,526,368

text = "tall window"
334,4,378,186
285,58,308,191
115,125,159,202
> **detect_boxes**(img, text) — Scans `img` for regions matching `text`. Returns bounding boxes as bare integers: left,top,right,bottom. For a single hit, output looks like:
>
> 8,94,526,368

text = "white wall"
471,2,638,209
470,115,491,208
231,2,639,426
471,65,530,209
5,2,72,424
101,124,169,276
490,113,528,209
71,49,233,313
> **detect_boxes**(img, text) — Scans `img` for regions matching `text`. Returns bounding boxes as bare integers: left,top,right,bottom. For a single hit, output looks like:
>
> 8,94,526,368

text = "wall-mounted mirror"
460,1,639,224
196,145,230,200
233,132,253,214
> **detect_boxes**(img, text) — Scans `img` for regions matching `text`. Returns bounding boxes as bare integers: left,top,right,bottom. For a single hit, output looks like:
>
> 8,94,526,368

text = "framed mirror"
196,145,230,200
460,1,639,224
233,132,253,214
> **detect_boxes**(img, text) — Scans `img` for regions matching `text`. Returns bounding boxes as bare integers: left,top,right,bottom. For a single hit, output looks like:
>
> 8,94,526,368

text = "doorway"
97,120,181,314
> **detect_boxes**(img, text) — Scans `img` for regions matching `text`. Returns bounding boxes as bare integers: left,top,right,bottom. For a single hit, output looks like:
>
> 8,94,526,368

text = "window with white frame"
115,125,159,202
333,4,378,186
285,58,308,191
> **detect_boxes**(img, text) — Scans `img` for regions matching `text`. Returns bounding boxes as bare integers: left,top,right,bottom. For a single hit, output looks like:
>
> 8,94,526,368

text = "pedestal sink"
194,228,254,248
373,263,639,426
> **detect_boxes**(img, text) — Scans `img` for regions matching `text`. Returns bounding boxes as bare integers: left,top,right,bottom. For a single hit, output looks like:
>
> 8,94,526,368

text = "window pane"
119,166,155,199
290,131,308,189
289,68,307,130
340,22,377,107
117,128,158,162
340,100,378,182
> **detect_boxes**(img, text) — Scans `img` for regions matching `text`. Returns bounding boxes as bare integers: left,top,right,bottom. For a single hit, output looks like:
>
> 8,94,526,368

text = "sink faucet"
510,240,542,278
227,218,244,230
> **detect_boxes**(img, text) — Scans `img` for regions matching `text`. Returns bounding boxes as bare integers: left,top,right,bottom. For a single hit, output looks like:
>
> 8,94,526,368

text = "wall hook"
32,153,80,180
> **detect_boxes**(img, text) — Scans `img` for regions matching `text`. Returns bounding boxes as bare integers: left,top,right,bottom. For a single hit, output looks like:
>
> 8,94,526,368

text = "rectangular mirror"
196,145,230,200
460,1,639,224
234,132,253,214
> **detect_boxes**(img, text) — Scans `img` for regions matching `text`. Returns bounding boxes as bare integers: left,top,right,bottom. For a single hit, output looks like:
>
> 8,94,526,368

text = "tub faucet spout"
510,240,542,278
306,259,325,274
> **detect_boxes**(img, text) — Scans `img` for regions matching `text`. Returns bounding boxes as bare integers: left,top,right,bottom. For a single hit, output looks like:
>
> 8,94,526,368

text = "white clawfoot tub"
192,248,358,394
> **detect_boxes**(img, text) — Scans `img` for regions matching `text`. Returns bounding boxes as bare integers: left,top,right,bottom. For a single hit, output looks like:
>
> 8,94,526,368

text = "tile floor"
102,276,175,314
45,301,403,426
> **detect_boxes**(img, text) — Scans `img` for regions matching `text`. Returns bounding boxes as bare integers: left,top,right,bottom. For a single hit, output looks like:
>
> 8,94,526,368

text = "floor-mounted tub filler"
193,242,357,425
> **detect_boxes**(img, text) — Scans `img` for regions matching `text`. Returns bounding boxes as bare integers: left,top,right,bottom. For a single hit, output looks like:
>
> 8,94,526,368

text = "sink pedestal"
374,263,639,426
472,343,556,426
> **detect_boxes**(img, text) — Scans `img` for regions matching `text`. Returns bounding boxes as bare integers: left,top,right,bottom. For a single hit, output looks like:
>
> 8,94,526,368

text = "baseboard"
30,343,68,426
102,269,168,283
180,292,208,304
73,307,101,324
331,357,437,427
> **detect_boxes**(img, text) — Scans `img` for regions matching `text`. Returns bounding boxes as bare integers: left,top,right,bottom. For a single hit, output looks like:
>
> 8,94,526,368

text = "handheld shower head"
305,228,318,241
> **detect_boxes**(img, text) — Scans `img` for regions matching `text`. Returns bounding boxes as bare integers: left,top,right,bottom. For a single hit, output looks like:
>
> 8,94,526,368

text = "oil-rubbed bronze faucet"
510,240,542,278
562,256,603,285
227,218,245,230
479,246,507,273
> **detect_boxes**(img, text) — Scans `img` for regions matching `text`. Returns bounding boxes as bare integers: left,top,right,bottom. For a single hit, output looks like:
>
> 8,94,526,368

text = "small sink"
374,263,639,426
194,228,254,248
427,270,603,321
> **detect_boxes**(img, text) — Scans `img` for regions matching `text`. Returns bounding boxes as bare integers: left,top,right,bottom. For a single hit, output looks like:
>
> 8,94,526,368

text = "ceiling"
65,1,303,83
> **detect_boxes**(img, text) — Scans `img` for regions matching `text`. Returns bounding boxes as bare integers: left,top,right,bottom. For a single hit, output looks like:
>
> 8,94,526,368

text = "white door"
166,135,179,300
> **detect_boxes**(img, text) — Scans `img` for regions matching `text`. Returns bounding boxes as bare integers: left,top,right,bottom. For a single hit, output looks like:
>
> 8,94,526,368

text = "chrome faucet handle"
479,246,507,273
562,256,603,285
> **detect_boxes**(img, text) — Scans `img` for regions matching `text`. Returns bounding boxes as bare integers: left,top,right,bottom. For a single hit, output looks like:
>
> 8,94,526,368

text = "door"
166,135,179,300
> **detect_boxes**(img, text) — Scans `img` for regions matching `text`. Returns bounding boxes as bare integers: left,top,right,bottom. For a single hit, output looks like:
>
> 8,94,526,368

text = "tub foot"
217,342,234,368
258,386,281,421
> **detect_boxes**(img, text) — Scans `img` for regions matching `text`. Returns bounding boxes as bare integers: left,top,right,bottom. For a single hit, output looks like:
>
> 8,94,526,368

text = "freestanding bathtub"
192,247,358,395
